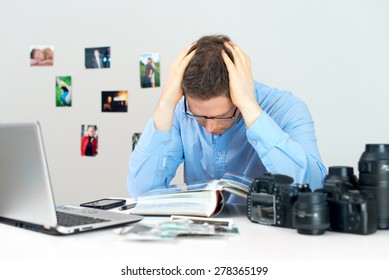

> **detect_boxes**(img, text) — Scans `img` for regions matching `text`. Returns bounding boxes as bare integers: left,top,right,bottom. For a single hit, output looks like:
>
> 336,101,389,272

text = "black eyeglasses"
184,97,238,122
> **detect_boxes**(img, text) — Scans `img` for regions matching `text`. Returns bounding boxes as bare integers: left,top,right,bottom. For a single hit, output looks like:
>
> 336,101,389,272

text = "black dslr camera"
318,166,377,235
247,172,311,228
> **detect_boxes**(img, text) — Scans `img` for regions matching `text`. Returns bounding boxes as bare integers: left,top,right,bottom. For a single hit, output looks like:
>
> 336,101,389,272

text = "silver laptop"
0,121,143,235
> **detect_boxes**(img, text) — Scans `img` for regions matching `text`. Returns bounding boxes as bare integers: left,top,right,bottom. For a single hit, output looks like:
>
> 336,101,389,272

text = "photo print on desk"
101,91,128,112
30,45,54,66
81,125,98,157
139,53,160,88
56,76,72,107
85,46,110,69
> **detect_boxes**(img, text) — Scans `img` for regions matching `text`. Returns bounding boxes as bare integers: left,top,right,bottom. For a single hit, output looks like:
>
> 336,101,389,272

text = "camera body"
247,168,377,235
319,166,377,235
247,172,311,228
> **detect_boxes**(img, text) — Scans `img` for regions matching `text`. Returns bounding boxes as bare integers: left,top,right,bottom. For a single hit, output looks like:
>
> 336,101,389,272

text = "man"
143,57,155,88
128,35,326,202
92,49,103,68
86,49,104,69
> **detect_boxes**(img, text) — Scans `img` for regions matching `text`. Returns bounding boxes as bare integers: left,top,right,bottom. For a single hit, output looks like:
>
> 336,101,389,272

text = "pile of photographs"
115,216,239,241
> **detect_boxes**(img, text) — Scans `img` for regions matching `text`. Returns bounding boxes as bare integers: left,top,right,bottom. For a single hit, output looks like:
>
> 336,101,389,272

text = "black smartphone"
80,198,126,210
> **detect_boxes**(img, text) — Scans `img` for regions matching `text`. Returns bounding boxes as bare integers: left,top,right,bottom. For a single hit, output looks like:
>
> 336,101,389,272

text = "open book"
130,173,253,217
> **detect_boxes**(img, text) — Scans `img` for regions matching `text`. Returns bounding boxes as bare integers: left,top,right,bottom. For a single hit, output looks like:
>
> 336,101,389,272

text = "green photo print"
56,76,72,107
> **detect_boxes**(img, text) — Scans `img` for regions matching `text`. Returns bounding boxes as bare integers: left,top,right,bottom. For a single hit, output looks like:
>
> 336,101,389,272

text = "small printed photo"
132,133,142,151
81,125,98,157
30,45,54,66
56,76,72,107
140,53,160,88
85,46,110,69
101,91,128,112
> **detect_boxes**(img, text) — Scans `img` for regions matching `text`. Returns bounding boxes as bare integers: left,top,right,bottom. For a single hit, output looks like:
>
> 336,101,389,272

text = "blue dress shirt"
128,81,326,200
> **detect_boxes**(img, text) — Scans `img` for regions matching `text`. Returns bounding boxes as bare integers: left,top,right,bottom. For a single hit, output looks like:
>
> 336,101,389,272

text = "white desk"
2,204,389,280
1,204,388,261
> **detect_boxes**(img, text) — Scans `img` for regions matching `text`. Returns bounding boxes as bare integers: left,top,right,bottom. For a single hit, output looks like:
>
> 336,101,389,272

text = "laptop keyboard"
56,211,109,227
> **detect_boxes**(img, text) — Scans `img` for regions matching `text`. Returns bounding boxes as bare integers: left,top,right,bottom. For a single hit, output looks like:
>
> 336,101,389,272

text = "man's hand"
154,45,196,132
222,42,262,128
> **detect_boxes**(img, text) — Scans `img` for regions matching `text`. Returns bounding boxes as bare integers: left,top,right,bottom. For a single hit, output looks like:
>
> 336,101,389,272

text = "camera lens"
359,144,389,229
325,166,358,189
293,192,329,235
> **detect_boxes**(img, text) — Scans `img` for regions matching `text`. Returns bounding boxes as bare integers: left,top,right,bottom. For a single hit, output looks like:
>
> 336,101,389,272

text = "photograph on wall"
30,45,54,66
56,76,72,107
81,125,98,157
101,91,128,112
85,46,110,69
132,133,141,151
139,53,160,88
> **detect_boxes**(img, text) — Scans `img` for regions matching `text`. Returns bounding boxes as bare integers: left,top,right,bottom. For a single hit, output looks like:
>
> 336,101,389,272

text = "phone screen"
86,199,121,207
81,198,126,209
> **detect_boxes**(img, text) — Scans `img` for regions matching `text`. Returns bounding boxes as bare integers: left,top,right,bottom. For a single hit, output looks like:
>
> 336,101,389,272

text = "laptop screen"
0,121,58,227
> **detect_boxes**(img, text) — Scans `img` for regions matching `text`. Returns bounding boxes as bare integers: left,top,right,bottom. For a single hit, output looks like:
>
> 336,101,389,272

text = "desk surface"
1,204,388,261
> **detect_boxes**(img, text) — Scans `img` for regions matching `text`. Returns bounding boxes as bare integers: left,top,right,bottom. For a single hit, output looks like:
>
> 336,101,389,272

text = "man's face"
185,95,238,135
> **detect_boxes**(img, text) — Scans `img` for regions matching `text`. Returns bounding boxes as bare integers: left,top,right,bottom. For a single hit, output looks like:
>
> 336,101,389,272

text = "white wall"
1,0,388,204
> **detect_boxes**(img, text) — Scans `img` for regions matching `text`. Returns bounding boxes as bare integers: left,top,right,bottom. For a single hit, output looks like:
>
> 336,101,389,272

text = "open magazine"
130,173,253,217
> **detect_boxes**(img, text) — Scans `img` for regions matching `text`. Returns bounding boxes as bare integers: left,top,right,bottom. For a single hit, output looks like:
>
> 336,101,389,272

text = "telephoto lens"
293,192,330,235
359,144,389,229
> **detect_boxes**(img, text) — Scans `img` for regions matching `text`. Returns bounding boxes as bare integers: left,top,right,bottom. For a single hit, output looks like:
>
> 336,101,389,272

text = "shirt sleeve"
246,101,327,189
127,118,184,198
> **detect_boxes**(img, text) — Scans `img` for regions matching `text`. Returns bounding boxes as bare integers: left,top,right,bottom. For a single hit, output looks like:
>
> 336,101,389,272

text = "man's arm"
127,117,184,198
247,89,327,188
153,46,195,132
222,42,326,187
221,42,262,128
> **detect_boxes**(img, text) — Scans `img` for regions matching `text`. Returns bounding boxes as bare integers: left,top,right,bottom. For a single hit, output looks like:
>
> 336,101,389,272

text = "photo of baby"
30,45,54,66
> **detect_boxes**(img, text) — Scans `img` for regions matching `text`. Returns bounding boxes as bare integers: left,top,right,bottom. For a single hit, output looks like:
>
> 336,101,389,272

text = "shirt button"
252,140,257,145
217,152,222,157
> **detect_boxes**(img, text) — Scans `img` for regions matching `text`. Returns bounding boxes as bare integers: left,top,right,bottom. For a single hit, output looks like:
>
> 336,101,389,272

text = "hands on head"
154,36,262,132
222,41,262,127
153,44,196,132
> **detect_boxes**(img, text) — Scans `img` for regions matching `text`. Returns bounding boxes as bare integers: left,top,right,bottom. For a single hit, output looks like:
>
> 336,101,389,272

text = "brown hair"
182,35,234,100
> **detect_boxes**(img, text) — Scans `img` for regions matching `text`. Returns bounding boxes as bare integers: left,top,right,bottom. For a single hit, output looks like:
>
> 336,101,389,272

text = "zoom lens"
293,192,330,235
359,144,389,229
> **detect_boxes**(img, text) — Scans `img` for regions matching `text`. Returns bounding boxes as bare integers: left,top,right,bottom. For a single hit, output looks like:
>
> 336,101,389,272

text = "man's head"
182,35,239,135
94,49,100,58
182,35,234,100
